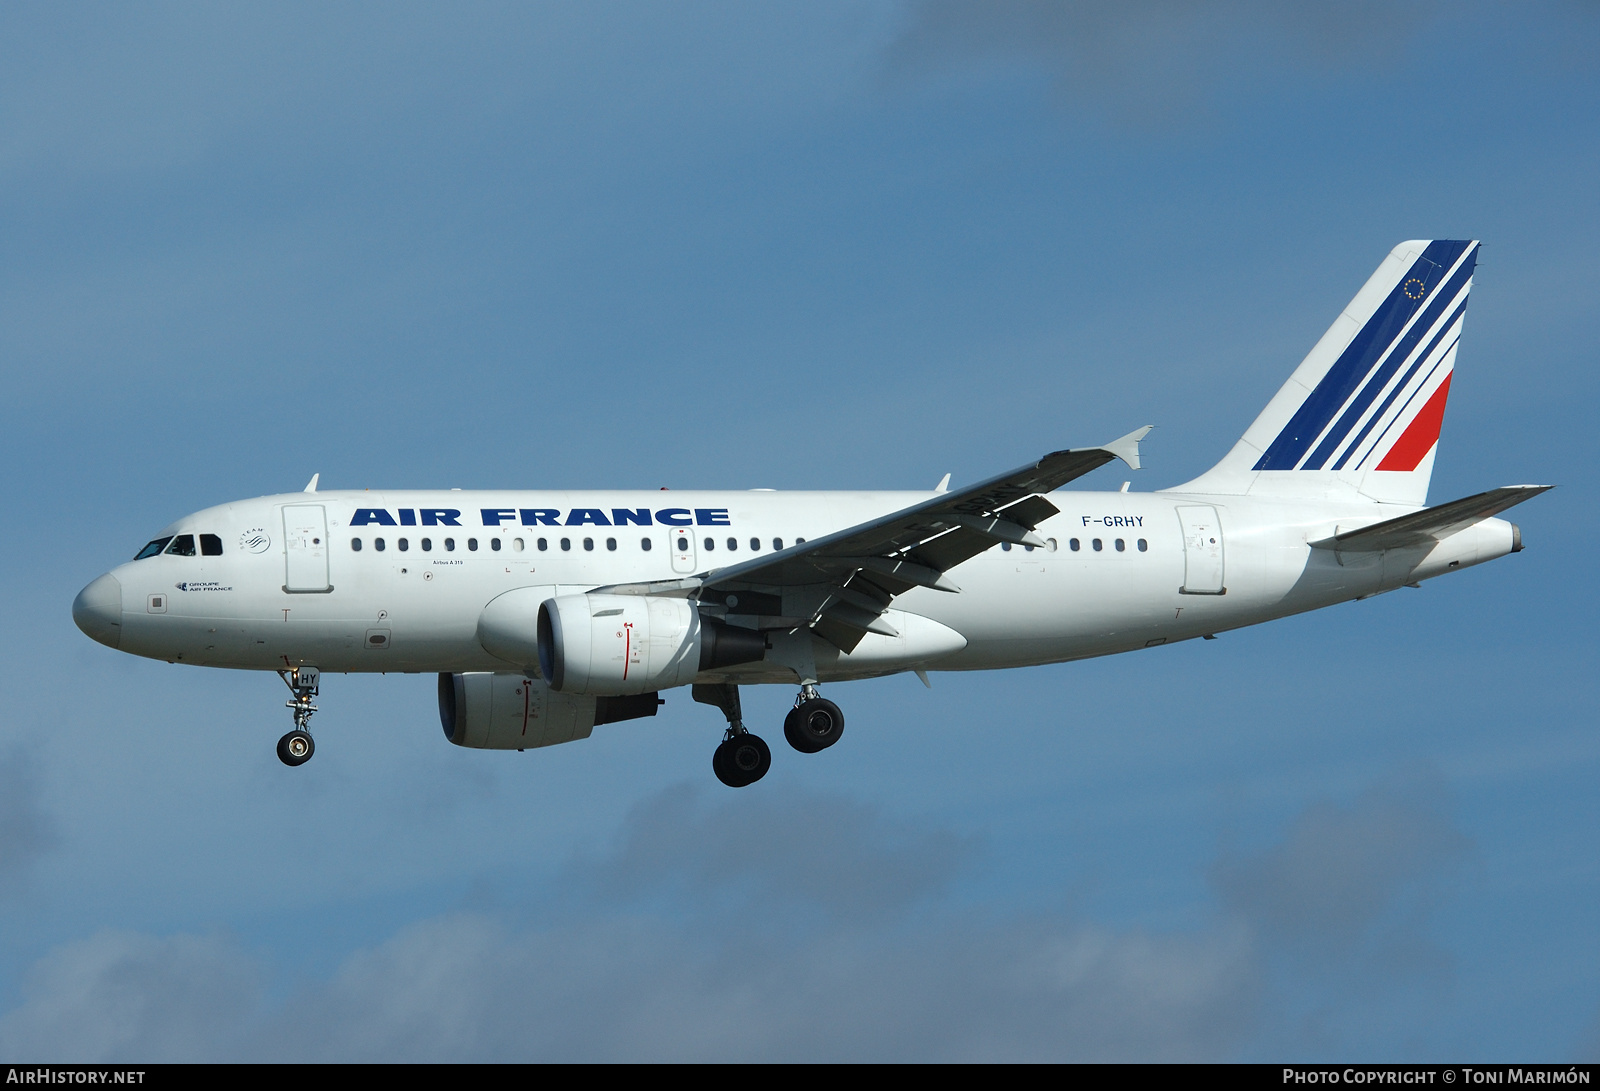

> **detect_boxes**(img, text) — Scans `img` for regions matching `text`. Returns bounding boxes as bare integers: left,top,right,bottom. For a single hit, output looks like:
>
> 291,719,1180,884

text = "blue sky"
1,1,1596,1061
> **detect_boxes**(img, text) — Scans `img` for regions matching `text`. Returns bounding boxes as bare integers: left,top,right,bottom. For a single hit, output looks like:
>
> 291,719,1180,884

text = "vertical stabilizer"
1169,240,1478,506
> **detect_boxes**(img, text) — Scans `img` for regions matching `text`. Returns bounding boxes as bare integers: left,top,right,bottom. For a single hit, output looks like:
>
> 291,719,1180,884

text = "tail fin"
1170,240,1479,506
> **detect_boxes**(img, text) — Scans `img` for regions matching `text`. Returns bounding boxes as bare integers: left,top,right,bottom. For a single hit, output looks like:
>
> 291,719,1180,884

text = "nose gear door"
283,504,332,592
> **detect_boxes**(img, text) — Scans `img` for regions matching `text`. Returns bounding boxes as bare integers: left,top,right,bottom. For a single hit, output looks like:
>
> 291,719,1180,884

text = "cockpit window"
164,534,197,557
134,537,173,560
200,534,223,556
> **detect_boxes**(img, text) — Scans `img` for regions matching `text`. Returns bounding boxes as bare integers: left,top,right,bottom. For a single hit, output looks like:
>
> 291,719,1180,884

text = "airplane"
72,239,1548,787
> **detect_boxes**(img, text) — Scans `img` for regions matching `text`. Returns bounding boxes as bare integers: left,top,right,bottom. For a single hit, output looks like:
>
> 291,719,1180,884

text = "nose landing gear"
276,666,320,767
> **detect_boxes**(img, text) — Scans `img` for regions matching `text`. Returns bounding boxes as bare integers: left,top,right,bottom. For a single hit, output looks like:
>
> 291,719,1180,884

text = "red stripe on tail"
1375,373,1452,472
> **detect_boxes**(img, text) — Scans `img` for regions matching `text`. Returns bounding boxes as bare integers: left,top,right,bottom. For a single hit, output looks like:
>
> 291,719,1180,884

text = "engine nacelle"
438,671,662,750
537,593,766,695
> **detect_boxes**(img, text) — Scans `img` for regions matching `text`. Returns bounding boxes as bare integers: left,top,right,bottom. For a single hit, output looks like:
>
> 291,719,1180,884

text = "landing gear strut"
694,683,771,788
275,666,320,767
784,683,845,754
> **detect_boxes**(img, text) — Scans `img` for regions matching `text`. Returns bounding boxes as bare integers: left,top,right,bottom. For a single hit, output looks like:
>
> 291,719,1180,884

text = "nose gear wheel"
277,729,314,766
276,667,321,766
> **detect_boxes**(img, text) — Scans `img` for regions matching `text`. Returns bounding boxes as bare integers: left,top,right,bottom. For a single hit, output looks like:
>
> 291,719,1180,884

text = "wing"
595,427,1151,652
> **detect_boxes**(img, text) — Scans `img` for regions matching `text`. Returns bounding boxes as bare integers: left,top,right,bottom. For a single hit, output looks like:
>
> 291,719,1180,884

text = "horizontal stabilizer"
1316,485,1551,553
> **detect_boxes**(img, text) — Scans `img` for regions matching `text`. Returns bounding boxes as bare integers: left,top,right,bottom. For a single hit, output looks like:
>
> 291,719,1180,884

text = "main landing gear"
276,666,319,767
695,681,847,787
784,684,845,754
695,683,771,788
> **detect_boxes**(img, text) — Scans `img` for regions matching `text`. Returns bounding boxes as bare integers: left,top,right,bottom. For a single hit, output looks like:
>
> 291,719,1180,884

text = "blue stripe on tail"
1253,240,1474,471
1310,253,1476,470
1330,293,1468,472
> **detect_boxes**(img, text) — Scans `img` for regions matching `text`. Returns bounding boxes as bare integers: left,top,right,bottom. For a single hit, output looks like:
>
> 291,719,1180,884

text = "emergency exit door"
669,528,697,575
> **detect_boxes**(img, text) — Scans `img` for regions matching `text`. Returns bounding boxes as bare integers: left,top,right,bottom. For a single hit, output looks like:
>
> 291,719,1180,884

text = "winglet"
935,473,951,494
1101,426,1152,472
303,473,320,493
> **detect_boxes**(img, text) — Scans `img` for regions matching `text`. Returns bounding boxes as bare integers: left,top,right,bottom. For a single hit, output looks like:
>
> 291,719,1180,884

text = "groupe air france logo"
240,528,272,553
1402,277,1427,300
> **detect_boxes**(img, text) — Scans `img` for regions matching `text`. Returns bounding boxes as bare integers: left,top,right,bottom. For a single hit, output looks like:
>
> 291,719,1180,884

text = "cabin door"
283,504,332,592
1177,505,1225,595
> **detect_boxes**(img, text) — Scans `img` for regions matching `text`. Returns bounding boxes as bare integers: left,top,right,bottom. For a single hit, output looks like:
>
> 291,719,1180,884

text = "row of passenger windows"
345,534,1146,557
134,530,1150,563
134,534,223,560
1076,537,1148,552
1065,537,1146,552
997,537,1149,553
349,536,807,554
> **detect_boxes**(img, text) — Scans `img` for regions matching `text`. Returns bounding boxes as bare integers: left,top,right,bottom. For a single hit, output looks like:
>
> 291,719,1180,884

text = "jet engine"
537,593,766,695
438,671,662,750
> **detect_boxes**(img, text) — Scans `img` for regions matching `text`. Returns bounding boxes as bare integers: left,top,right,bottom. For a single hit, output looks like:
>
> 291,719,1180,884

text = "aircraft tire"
713,733,770,787
277,730,314,767
785,698,844,753
783,707,817,753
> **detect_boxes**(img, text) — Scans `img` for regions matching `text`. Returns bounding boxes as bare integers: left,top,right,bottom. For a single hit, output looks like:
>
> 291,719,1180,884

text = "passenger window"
445,538,455,551
641,538,652,551
1092,539,1102,551
704,537,715,551
135,537,173,560
537,538,548,551
1069,538,1080,551
513,538,525,552
796,537,805,544
606,538,617,551
1024,544,1034,552
1046,538,1057,552
773,538,783,551
165,534,197,557
200,534,223,556
1001,542,1012,552
1138,539,1148,552
421,538,433,552
676,536,689,551
375,537,386,551
727,537,737,551
351,538,363,552
468,538,478,551
1115,539,1125,552
750,537,760,551
491,538,502,552
583,538,594,551
560,538,571,551
398,538,409,552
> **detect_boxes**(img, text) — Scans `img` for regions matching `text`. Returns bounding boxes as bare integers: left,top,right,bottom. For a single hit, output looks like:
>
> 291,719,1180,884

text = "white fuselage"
83,488,1516,684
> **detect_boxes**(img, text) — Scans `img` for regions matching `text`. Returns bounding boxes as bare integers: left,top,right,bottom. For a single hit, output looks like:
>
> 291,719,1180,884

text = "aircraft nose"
73,573,123,649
